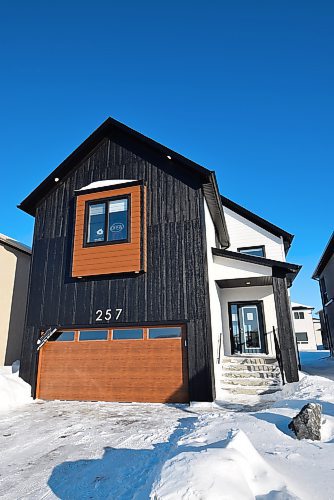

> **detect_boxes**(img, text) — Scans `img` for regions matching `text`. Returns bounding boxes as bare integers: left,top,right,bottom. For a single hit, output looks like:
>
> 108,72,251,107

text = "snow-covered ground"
0,352,333,499
300,349,334,380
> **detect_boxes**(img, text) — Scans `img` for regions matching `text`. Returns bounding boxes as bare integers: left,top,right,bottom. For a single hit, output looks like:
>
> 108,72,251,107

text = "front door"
229,302,267,354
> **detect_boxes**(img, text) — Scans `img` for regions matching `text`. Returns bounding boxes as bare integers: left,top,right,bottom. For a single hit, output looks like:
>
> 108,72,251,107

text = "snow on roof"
0,233,32,255
78,179,136,191
291,301,314,310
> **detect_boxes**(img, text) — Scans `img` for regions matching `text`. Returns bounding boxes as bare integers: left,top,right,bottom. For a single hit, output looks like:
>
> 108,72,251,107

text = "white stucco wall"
204,199,281,397
203,200,224,393
219,286,278,357
292,307,317,350
223,206,286,262
313,318,323,347
212,255,272,280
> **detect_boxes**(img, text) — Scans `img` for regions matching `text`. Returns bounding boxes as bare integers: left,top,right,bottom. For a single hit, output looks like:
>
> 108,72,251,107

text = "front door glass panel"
229,302,265,354
240,305,261,350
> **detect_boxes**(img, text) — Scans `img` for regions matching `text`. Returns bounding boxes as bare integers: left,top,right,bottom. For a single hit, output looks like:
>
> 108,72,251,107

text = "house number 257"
95,308,123,322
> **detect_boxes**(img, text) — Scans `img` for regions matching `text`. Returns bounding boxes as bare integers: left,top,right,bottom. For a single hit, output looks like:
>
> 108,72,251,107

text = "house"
18,117,301,403
0,234,31,366
313,232,334,355
312,316,324,349
291,302,318,351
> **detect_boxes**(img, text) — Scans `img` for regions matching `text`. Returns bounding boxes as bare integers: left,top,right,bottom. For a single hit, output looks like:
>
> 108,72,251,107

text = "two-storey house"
18,117,301,403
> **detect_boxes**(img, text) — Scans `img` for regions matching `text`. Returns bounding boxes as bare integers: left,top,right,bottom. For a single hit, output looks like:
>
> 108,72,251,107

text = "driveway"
0,400,196,499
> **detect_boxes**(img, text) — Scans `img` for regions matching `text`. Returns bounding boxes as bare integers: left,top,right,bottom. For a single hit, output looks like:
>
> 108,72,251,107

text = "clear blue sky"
1,1,333,311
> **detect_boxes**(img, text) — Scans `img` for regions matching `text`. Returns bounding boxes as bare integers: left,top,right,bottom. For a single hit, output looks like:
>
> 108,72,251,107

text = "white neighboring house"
291,302,318,350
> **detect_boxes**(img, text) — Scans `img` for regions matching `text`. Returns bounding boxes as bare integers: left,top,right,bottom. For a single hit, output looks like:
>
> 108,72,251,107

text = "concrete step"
222,363,280,373
222,370,280,380
222,385,282,396
221,377,281,387
221,356,277,365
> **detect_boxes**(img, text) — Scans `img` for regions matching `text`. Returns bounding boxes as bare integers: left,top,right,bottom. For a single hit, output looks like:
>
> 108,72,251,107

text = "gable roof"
221,195,294,254
18,117,230,247
312,232,334,279
0,233,32,255
291,301,314,310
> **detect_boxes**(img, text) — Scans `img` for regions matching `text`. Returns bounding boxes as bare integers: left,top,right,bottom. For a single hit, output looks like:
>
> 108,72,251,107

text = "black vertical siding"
20,136,215,401
272,274,299,383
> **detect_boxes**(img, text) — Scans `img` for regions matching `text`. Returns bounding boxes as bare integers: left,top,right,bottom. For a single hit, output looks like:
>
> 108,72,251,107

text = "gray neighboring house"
0,234,31,366
313,232,334,355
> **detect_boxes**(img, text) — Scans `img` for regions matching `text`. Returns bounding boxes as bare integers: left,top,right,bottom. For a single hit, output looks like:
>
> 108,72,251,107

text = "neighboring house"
313,232,334,355
312,316,324,349
318,309,330,350
291,302,317,351
0,234,31,366
18,117,301,403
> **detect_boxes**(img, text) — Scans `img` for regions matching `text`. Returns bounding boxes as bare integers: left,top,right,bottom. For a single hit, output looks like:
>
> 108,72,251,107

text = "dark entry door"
229,302,267,354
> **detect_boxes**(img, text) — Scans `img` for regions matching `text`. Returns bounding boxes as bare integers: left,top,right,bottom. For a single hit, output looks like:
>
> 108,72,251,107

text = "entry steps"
220,356,282,396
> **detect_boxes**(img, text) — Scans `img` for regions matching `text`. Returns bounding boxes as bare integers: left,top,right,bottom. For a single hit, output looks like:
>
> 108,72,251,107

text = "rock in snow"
288,403,322,440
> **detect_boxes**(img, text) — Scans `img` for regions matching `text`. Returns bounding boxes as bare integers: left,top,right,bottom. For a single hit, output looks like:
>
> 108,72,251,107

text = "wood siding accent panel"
72,185,145,277
37,334,189,403
20,136,215,402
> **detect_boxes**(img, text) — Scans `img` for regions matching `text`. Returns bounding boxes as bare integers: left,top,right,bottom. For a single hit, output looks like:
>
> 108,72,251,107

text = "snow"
300,350,334,380
0,364,32,413
0,353,333,499
78,179,136,191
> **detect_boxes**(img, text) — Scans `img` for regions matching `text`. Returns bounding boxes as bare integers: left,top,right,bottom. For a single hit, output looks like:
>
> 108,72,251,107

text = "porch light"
167,155,172,160
54,177,59,182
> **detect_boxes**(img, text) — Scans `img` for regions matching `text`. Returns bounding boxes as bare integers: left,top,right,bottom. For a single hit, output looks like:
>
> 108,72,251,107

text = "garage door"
36,326,189,403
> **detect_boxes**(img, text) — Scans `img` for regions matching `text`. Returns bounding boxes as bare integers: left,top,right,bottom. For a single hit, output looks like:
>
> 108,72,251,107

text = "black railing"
272,326,285,385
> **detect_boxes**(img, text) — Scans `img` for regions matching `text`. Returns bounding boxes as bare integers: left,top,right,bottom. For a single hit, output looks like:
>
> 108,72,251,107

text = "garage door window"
148,327,182,339
50,331,75,342
79,330,108,341
113,329,143,340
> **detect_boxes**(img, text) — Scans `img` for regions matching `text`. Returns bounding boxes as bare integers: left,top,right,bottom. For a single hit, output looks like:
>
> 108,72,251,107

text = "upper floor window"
238,246,265,258
86,196,129,245
294,311,305,319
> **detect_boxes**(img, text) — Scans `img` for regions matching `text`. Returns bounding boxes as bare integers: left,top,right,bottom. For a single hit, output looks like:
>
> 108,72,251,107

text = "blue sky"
0,1,333,310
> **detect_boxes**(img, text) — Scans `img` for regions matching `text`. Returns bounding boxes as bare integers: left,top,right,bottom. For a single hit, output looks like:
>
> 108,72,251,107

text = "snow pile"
152,429,298,499
78,179,136,191
0,365,32,412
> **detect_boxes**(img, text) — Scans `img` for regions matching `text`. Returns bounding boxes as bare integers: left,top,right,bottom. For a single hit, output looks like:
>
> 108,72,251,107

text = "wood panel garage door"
37,326,189,403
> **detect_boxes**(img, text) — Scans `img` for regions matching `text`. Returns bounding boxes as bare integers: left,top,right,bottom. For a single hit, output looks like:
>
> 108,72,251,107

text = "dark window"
296,332,308,343
108,199,128,242
148,327,182,339
79,330,108,341
113,329,143,340
50,331,75,342
238,246,265,257
294,312,305,319
86,196,129,245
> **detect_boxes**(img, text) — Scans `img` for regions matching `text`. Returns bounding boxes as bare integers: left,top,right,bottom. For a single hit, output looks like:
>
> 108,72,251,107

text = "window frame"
83,194,131,248
237,245,266,258
296,332,308,343
294,311,305,319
